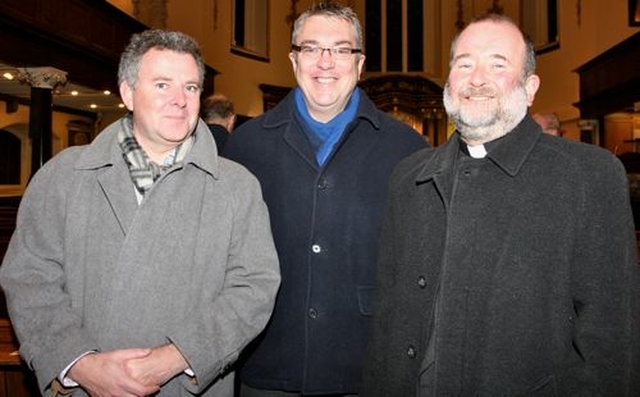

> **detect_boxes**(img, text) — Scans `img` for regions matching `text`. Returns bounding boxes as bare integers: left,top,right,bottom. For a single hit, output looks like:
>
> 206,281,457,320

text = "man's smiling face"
443,19,539,145
289,14,365,123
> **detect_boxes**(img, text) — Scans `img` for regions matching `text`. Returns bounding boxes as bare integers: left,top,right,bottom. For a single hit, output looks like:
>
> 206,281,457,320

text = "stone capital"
18,67,68,89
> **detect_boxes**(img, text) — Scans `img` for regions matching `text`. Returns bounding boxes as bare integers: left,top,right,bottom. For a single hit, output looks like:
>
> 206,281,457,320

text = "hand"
125,344,190,388
68,348,160,397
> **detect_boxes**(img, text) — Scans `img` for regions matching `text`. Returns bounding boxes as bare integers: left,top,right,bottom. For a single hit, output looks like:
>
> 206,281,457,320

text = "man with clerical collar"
363,13,640,396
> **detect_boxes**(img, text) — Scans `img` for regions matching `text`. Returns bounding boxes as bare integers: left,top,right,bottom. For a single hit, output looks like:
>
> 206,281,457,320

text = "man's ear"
226,114,236,132
289,52,299,74
120,81,134,111
524,74,540,106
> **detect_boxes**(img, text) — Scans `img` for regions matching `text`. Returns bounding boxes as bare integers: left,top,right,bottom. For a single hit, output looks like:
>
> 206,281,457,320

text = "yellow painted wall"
165,0,317,117
100,0,640,134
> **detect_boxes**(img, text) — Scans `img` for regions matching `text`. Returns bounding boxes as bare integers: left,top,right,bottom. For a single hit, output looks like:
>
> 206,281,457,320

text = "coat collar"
74,116,220,178
417,114,541,183
414,115,541,207
258,87,385,170
260,87,384,131
71,117,219,234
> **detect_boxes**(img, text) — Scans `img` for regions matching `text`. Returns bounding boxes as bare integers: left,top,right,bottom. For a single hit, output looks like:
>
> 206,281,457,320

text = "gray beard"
444,83,528,144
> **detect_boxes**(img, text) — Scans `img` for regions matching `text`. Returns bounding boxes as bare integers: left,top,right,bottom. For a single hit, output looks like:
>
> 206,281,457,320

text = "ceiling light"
103,90,111,95
71,91,79,96
2,72,14,80
90,104,97,109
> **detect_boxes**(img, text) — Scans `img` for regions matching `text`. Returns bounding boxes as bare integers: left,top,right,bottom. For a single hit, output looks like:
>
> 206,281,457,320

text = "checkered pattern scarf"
117,115,194,195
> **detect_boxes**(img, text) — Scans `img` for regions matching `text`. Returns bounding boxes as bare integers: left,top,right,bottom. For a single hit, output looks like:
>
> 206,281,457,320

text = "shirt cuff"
59,351,97,387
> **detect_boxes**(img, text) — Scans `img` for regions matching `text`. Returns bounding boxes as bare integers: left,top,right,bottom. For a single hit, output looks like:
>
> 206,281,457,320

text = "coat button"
311,244,322,253
308,308,318,318
417,276,427,288
317,179,328,189
407,345,417,359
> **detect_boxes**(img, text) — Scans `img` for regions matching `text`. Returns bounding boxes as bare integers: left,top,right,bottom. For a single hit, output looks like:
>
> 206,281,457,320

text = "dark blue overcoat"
224,88,428,394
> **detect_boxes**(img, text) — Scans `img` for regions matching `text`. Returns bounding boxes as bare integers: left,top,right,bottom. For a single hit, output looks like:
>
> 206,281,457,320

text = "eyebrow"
298,39,354,47
451,53,509,63
152,76,201,87
489,54,508,62
452,53,471,64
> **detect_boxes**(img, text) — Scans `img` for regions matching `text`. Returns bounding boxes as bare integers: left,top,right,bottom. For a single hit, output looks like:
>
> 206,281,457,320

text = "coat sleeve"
562,152,640,395
168,162,281,393
0,150,100,393
361,160,426,397
361,180,402,396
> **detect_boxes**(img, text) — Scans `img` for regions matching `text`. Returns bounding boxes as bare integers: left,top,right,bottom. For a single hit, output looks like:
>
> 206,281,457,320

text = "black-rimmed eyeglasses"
291,44,362,61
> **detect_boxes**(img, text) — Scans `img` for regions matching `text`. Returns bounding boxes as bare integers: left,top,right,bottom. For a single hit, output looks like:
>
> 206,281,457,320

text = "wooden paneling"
0,196,19,267
0,319,37,396
0,0,218,97
0,0,147,92
574,32,640,119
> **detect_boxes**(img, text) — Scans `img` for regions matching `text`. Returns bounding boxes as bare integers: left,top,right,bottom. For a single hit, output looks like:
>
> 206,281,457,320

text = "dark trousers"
239,383,358,397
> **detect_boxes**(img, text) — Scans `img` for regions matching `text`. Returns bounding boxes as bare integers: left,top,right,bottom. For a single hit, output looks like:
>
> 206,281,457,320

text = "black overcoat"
362,116,640,396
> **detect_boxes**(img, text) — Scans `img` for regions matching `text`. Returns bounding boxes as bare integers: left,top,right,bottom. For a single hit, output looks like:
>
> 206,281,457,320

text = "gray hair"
118,29,205,88
449,13,536,79
291,3,364,51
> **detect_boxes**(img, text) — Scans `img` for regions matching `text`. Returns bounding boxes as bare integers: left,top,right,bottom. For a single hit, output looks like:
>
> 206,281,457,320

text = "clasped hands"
67,343,189,397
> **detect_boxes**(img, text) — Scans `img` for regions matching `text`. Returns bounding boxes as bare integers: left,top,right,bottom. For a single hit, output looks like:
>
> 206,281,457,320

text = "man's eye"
336,47,352,55
301,46,318,54
186,85,200,93
156,82,168,89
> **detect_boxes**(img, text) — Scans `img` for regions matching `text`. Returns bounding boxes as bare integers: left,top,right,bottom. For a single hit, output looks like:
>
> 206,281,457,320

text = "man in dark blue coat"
224,4,428,396
363,13,640,396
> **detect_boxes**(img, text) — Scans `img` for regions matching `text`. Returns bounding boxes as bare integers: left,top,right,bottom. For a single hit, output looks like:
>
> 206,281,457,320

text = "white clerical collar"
467,144,487,159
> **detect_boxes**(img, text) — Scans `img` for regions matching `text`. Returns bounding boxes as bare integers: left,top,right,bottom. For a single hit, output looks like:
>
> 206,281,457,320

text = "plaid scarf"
117,115,194,195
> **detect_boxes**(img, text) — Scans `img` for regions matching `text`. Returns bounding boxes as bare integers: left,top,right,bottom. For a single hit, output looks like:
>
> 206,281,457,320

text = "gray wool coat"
363,115,640,396
0,118,281,396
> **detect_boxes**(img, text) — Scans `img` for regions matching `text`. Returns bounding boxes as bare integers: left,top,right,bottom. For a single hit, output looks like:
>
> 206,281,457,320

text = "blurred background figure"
532,112,561,136
203,93,236,153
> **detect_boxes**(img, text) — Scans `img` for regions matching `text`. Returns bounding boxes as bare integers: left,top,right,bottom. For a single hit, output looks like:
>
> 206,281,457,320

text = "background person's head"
532,112,561,136
443,14,540,145
289,3,365,123
202,93,236,132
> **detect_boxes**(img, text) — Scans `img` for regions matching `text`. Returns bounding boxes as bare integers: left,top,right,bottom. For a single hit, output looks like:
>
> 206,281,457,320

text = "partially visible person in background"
224,3,428,396
203,93,236,153
532,112,561,136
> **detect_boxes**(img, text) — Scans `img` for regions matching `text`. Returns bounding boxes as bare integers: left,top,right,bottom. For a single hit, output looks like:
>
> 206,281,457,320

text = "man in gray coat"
0,30,280,396
363,14,640,396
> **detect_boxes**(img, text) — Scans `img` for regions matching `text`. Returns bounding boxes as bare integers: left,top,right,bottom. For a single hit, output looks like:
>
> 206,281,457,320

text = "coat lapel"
415,134,462,209
283,121,320,170
96,163,137,236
